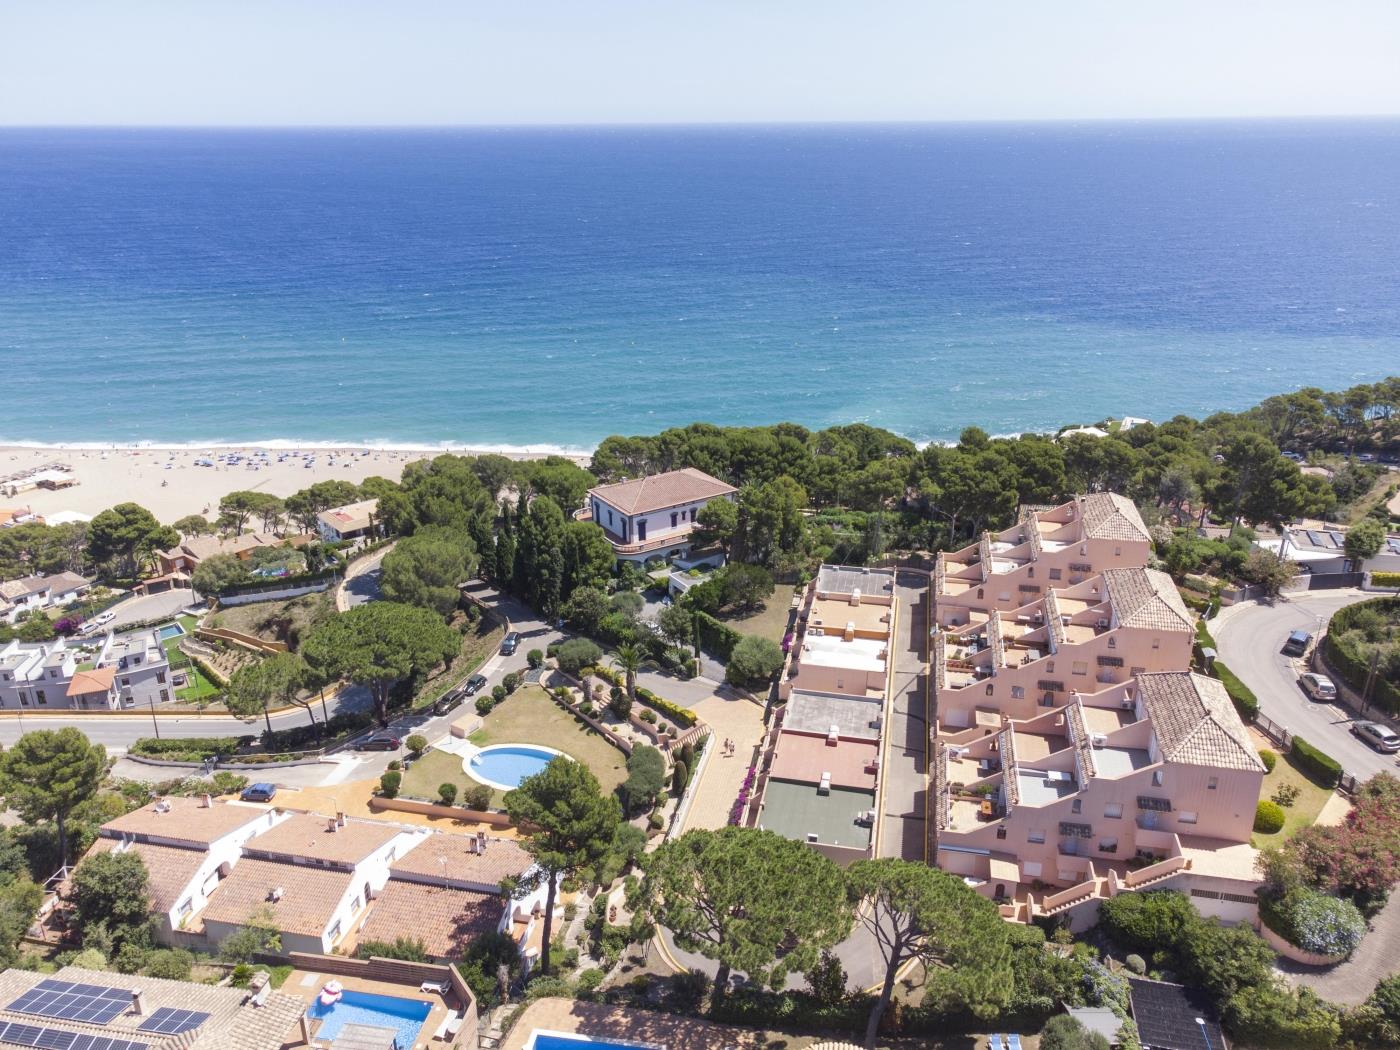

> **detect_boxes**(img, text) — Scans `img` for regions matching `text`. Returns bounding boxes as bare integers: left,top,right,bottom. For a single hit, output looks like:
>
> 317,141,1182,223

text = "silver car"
1352,721,1400,754
1298,673,1337,702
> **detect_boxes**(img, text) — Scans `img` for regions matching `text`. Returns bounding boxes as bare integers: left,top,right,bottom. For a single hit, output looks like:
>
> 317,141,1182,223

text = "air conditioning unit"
1120,698,1134,710
1090,733,1108,748
807,832,820,843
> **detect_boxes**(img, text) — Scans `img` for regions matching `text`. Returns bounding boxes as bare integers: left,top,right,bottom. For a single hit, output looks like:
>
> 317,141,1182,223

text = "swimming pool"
156,622,185,641
465,744,566,790
304,989,431,1049
525,1032,665,1050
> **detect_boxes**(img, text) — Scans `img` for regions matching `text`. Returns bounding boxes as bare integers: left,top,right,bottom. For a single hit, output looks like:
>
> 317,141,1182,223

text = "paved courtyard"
678,688,767,832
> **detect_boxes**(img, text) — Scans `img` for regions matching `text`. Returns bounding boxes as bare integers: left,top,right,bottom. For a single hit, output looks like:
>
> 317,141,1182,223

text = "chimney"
467,836,477,854
269,886,284,902
826,724,839,747
477,830,487,852
336,811,346,828
131,990,145,1017
844,622,856,642
201,793,212,808
849,588,861,607
326,817,337,833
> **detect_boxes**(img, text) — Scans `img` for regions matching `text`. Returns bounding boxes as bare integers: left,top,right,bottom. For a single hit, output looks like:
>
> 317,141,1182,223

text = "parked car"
1298,673,1337,702
1352,721,1400,754
80,610,117,633
433,691,463,716
356,733,401,751
239,782,278,803
462,673,489,696
1282,630,1312,657
500,632,521,655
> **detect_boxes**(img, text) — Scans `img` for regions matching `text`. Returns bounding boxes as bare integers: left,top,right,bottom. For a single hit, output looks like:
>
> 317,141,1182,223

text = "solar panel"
0,1021,149,1050
136,1009,210,1036
6,980,133,1026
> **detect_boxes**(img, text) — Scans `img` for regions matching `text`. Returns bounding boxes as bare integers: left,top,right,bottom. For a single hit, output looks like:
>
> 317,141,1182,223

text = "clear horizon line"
3,112,1400,132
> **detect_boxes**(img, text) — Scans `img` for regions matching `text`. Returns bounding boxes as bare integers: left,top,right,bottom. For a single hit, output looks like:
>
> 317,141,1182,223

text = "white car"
1298,673,1337,702
80,610,116,634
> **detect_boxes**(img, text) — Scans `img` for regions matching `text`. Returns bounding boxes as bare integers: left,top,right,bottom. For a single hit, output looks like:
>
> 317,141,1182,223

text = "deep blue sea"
1,122,1397,449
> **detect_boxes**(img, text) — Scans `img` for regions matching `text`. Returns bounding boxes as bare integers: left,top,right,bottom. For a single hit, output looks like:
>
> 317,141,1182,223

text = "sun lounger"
1008,1035,1024,1050
987,1037,1006,1050
419,980,446,994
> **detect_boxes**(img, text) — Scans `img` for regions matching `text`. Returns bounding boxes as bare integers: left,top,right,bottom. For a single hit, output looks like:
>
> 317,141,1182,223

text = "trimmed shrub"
555,637,603,677
491,684,507,704
1254,800,1286,834
1372,571,1400,588
438,783,458,806
379,771,401,798
502,671,521,694
1259,748,1278,773
527,648,544,668
1263,887,1366,957
405,734,427,757
464,784,493,811
1124,953,1147,975
634,687,698,728
1291,736,1343,788
475,695,494,716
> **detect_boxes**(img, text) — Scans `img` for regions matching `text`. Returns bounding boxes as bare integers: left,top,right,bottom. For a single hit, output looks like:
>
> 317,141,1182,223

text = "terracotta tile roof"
81,837,205,914
1102,567,1194,632
199,856,351,937
0,575,51,599
243,811,406,866
1137,672,1266,772
1079,492,1151,543
356,881,500,960
66,665,116,696
390,831,531,891
102,797,273,848
588,468,736,516
0,965,303,1050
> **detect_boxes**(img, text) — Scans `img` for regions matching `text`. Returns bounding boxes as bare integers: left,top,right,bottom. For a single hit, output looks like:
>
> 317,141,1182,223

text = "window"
1023,861,1043,877
1079,545,1087,556
1049,568,1062,581
1178,811,1198,825
1098,838,1119,854
36,690,46,705
670,512,678,528
1114,546,1122,557
160,690,170,703
351,896,362,914
1027,830,1046,844
1208,776,1218,790
1072,661,1087,677
985,684,994,696
1011,686,1025,699
977,588,984,599
999,592,1011,603
1046,661,1054,673
177,898,193,918
121,677,130,686
327,920,342,943
1152,637,1160,649
1107,636,1116,648
157,670,167,684
996,827,1007,840
1027,567,1034,578
1071,799,1082,814
1152,770,1164,787
1104,803,1123,819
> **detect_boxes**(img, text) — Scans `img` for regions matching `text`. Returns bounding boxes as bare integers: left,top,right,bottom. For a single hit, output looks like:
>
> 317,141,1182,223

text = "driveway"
880,569,930,861
1212,589,1392,780
337,543,393,610
103,588,198,630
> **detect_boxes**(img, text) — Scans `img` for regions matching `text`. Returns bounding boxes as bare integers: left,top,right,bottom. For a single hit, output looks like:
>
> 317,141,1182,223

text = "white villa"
578,467,737,562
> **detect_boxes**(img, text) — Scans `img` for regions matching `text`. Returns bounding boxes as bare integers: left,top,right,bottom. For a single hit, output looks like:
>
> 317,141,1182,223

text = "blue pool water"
468,744,559,789
528,1034,663,1050
304,990,431,1049
156,623,184,641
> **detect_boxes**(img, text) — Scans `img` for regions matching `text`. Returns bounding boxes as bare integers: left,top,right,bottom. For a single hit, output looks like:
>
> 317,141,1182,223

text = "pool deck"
282,969,459,1050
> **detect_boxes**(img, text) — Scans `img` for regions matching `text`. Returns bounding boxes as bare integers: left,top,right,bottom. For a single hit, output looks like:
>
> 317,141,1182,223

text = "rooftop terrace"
759,779,874,850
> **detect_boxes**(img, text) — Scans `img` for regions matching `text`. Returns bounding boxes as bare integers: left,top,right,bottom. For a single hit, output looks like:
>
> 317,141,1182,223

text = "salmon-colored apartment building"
931,496,1267,930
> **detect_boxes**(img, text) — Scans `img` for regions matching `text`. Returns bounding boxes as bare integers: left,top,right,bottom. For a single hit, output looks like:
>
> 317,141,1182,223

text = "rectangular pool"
305,989,431,1049
157,622,185,641
526,1032,666,1050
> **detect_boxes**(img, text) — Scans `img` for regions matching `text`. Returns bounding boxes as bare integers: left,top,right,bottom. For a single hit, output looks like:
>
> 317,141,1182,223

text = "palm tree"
612,642,642,701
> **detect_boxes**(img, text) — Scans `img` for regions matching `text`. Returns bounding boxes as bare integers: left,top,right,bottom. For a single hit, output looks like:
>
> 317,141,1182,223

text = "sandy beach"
0,444,591,523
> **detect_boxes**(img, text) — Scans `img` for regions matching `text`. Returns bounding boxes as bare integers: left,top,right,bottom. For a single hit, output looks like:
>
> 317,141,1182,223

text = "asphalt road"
1212,588,1394,779
880,569,930,861
104,588,198,630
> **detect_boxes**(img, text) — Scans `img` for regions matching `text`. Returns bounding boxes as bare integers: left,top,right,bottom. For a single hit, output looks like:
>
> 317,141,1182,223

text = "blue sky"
3,1,1399,125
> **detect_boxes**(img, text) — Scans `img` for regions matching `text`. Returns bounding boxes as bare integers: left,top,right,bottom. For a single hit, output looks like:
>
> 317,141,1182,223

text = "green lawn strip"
399,748,486,806
718,583,797,644
1252,752,1336,848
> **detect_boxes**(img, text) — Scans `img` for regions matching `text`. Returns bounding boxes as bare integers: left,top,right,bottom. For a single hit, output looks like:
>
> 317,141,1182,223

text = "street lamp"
1196,1017,1214,1050
149,692,161,740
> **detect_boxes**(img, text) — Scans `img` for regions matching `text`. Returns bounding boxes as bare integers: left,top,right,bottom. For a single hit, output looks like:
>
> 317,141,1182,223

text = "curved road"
1213,588,1394,780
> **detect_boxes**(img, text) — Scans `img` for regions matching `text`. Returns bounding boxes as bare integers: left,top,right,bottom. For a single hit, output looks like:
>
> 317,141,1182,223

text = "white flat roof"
799,633,887,672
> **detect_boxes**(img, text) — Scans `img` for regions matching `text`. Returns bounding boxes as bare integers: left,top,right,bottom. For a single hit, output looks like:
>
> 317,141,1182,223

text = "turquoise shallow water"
1,122,1397,447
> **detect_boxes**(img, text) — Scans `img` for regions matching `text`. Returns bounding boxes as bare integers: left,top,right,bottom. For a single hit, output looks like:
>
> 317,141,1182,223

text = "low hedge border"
1290,735,1342,788
1211,659,1259,722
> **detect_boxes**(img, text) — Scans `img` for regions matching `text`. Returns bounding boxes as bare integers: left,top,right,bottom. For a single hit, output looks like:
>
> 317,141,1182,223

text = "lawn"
1252,752,1336,848
401,685,629,808
719,583,797,644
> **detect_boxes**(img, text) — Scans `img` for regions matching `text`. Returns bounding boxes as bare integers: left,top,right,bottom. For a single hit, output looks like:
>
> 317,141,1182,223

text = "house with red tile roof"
578,468,736,563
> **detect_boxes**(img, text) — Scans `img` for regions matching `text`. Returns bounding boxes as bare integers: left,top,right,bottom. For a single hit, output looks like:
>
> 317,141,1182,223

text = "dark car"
356,733,401,751
500,632,521,656
240,782,277,803
462,673,489,696
1352,721,1400,754
1282,630,1312,657
433,691,463,716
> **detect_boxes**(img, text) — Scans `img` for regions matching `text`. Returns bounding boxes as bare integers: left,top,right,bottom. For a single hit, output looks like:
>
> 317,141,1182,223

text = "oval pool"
465,744,567,790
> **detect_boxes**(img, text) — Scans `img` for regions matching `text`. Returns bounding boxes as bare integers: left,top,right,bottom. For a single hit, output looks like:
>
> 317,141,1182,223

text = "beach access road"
1213,588,1393,780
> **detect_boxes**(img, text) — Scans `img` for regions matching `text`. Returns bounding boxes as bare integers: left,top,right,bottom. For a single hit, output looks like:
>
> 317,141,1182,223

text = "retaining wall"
1258,920,1348,967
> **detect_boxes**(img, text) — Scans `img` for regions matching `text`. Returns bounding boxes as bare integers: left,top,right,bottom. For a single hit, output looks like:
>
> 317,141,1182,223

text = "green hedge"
1371,571,1400,588
130,737,239,760
634,687,697,728
1211,659,1259,722
216,566,341,599
1254,800,1285,833
1323,596,1400,715
695,610,742,660
1290,735,1343,788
